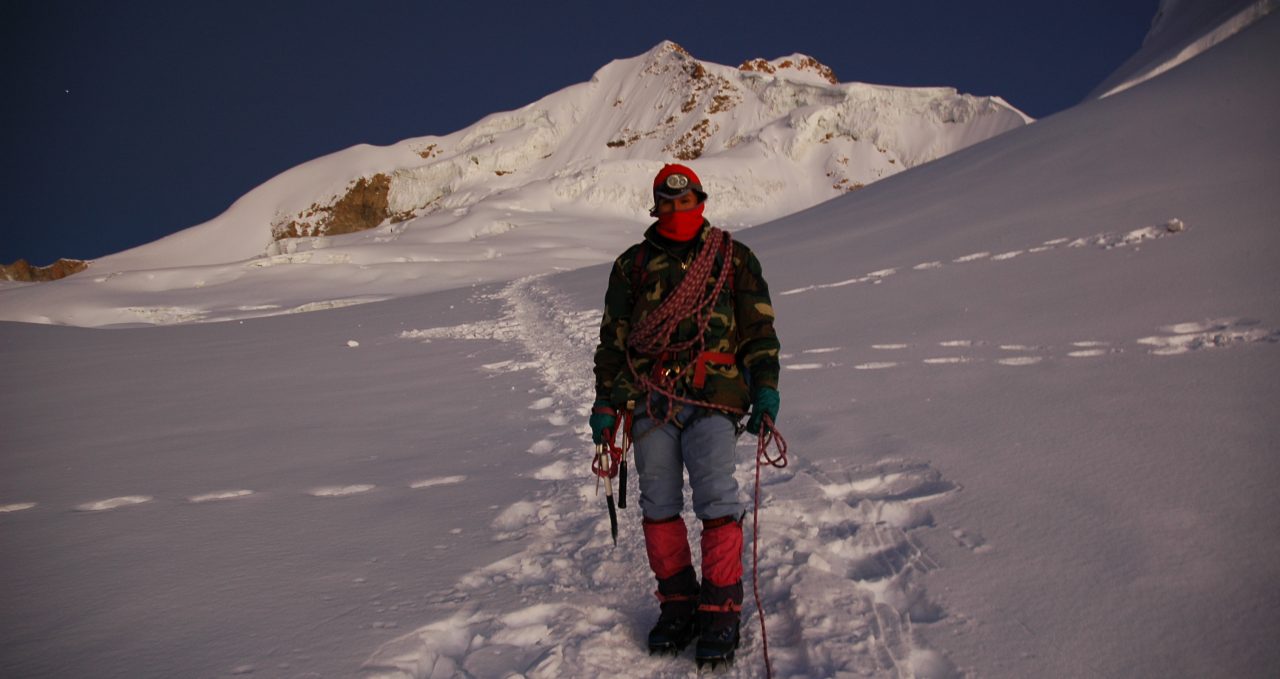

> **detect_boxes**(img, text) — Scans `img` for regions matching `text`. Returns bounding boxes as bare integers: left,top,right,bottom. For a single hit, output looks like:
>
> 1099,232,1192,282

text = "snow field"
379,217,1264,673
3,7,1278,678
368,276,968,678
3,220,1274,676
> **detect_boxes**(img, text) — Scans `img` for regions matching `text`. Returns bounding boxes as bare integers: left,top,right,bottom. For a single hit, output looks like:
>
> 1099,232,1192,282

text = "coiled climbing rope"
625,227,739,424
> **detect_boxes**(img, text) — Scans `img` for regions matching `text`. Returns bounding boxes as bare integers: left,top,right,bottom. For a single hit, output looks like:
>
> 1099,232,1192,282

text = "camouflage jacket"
593,222,781,414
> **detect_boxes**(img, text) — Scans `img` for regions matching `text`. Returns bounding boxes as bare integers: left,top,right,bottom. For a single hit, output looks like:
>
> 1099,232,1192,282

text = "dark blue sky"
1,0,1159,265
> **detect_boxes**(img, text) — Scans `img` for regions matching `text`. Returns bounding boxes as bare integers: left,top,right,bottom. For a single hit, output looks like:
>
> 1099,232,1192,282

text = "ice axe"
593,443,619,544
592,441,620,545
591,415,631,545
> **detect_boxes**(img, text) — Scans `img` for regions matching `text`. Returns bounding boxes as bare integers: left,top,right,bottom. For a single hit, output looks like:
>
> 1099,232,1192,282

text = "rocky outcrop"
739,55,840,84
271,173,415,241
0,258,90,282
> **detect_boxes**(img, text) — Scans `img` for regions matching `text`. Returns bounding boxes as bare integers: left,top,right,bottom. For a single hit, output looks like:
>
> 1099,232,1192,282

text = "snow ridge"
0,42,1029,327
1094,0,1278,98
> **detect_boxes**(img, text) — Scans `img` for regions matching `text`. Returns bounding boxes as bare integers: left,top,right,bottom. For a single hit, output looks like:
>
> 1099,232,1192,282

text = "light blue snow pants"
631,404,743,521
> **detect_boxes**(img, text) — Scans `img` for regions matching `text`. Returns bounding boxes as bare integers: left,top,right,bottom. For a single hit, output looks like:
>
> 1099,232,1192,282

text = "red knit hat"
651,163,707,213
650,163,708,241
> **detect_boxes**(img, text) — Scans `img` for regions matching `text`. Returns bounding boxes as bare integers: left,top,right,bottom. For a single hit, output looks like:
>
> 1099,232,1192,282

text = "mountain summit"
0,41,1028,327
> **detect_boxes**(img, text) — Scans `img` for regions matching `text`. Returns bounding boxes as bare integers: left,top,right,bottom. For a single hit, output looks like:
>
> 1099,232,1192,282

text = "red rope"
752,414,787,679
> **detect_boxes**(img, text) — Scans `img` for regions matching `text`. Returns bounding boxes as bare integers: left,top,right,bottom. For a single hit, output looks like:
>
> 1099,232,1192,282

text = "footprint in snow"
76,496,153,512
527,439,556,455
1137,317,1280,355
786,363,831,370
811,459,959,506
1,502,37,513
841,317,1276,372
951,528,993,554
997,356,1043,366
1067,341,1116,358
952,251,990,263
487,500,545,542
363,603,633,678
771,222,1187,298
308,485,376,497
409,476,466,490
188,490,255,503
743,457,958,674
532,460,576,481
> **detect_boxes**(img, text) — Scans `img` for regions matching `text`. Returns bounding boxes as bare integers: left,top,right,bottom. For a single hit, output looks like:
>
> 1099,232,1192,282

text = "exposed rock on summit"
0,41,1032,325
739,55,840,84
1,258,89,282
260,41,1025,253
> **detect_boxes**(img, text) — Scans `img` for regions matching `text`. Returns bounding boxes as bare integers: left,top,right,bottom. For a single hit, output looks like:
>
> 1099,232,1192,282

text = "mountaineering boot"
649,566,699,654
643,515,698,655
694,619,741,669
695,515,744,668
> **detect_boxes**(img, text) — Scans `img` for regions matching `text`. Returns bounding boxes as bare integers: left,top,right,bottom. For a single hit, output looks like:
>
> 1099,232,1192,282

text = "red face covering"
656,203,705,242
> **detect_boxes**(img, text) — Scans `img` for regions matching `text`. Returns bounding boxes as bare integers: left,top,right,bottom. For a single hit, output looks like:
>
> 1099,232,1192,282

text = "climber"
590,162,781,666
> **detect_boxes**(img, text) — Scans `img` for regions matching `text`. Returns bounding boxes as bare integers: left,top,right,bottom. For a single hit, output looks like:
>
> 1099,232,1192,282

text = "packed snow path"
378,275,962,678
375,263,1277,678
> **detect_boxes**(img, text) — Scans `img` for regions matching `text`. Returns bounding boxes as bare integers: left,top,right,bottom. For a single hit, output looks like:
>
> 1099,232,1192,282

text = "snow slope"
2,12,1278,679
0,42,1026,328
1091,0,1278,98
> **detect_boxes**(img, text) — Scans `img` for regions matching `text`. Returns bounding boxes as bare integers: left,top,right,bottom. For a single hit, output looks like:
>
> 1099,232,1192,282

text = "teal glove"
590,400,617,445
746,387,780,435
